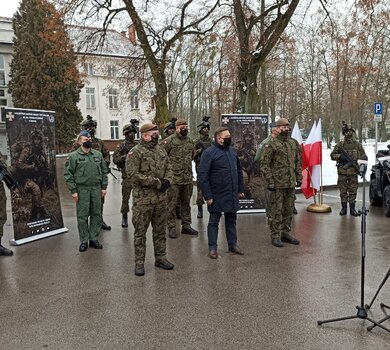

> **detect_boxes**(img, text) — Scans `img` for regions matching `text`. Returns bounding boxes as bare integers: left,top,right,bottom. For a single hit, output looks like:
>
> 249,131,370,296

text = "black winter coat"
199,142,244,213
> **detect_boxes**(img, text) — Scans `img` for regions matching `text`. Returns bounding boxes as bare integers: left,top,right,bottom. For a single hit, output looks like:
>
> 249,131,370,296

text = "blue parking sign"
374,102,382,115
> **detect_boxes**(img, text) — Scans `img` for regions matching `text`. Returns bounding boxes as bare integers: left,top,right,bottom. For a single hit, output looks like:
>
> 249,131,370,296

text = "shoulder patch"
127,151,134,157
264,144,269,148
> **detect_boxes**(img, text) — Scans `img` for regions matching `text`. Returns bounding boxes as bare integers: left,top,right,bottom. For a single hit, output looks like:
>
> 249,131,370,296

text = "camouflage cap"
276,118,290,127
175,119,188,127
140,123,158,133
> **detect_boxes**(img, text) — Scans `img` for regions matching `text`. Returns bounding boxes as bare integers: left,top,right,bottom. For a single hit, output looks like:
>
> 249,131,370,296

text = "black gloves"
296,181,302,188
159,179,171,192
267,184,276,192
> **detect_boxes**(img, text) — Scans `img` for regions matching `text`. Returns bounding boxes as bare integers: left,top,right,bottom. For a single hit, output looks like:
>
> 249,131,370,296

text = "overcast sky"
0,0,20,18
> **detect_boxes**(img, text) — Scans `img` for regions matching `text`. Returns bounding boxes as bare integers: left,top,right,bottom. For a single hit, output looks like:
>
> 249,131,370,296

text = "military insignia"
127,151,134,157
264,144,269,148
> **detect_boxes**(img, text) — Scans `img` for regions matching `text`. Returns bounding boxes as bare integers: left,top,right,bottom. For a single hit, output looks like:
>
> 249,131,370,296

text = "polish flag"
301,121,318,199
309,119,322,192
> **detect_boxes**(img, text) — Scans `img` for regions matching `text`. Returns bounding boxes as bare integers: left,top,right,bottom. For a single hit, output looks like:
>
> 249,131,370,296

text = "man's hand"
267,184,276,192
159,179,171,192
72,193,78,203
101,189,107,198
238,192,245,198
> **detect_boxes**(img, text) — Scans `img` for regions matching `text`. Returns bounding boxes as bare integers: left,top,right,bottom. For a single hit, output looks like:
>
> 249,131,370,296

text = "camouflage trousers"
268,188,295,239
0,185,6,240
132,203,167,263
337,174,358,203
167,183,193,229
76,187,102,243
196,181,204,206
120,176,133,213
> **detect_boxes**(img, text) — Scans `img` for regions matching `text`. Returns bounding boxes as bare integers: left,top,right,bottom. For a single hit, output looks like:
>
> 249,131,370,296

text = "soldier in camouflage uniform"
163,119,176,139
254,122,279,222
64,131,108,252
113,122,138,227
330,123,367,216
162,119,198,238
79,115,112,230
260,118,302,248
0,152,14,256
126,123,174,276
193,117,212,219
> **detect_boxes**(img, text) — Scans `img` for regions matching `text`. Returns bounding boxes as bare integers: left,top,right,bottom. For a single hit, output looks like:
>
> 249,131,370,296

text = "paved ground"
0,159,389,349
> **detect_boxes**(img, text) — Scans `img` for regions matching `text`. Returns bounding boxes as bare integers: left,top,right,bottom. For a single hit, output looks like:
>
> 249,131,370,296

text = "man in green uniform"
193,117,212,218
330,122,367,216
64,130,108,252
162,118,176,139
80,115,111,230
0,152,14,256
113,121,138,227
254,122,279,223
126,123,175,276
260,118,302,248
162,119,198,238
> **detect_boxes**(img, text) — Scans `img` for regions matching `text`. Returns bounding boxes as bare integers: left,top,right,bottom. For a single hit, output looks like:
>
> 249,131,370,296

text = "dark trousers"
207,212,237,251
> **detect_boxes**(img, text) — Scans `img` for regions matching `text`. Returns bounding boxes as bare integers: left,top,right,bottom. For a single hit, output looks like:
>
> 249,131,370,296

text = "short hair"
214,127,229,140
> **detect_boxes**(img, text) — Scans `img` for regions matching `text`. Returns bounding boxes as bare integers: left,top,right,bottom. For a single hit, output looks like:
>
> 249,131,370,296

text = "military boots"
0,244,13,256
197,205,203,218
349,202,359,216
339,202,347,216
101,221,111,230
121,213,128,228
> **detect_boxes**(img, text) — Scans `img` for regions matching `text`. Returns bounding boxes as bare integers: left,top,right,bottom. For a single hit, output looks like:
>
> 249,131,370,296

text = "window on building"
83,63,94,76
0,56,5,86
109,88,118,109
110,120,119,139
130,90,139,110
86,87,96,108
107,65,116,77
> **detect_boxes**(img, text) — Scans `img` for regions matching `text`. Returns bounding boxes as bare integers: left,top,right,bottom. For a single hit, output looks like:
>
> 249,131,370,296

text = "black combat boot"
339,202,347,216
175,206,181,220
197,205,203,218
0,244,13,256
349,202,359,216
121,213,128,228
101,220,111,230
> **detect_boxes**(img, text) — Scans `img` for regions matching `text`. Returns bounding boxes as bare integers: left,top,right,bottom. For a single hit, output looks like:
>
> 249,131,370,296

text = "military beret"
175,119,188,127
140,123,158,133
78,130,91,138
276,118,290,127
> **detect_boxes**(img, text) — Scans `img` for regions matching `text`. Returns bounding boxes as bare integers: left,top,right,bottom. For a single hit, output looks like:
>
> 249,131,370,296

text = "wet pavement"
0,159,389,349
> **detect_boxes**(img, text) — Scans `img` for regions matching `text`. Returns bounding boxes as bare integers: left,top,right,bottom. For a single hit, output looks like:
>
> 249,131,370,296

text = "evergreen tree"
9,0,83,149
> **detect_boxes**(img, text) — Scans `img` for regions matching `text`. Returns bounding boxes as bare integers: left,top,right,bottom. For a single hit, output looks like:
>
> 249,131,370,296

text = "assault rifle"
339,148,359,172
0,164,18,191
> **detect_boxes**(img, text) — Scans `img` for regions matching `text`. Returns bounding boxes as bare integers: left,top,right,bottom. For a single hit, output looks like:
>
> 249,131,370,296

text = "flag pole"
307,164,332,213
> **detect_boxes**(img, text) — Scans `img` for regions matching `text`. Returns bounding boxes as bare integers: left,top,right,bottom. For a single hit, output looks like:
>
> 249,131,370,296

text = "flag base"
306,203,332,213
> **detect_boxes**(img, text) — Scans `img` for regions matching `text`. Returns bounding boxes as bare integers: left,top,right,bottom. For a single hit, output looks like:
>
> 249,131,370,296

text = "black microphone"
358,160,368,178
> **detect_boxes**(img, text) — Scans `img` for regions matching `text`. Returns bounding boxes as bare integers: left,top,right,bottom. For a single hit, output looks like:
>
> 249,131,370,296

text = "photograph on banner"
221,114,268,212
5,108,65,240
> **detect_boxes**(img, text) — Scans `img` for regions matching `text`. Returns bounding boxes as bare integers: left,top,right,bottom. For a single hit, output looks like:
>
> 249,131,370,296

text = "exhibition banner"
5,107,68,245
221,114,268,212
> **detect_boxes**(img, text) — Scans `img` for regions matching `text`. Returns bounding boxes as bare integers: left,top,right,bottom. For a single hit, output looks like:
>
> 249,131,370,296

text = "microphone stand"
318,166,389,332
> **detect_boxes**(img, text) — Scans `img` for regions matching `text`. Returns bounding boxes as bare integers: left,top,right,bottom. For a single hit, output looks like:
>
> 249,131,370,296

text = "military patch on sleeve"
162,140,168,144
127,151,134,157
264,144,269,148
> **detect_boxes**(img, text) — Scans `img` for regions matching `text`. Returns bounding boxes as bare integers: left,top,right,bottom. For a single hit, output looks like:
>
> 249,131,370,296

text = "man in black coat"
198,127,245,259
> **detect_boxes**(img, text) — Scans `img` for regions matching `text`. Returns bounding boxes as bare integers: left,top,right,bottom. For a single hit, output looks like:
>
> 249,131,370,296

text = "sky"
0,0,21,18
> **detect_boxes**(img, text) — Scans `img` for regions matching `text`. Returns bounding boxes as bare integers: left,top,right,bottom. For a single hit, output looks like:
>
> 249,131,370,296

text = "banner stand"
10,227,68,246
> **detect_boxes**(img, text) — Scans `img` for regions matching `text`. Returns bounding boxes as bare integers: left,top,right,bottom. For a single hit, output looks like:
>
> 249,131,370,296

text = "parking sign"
374,102,382,115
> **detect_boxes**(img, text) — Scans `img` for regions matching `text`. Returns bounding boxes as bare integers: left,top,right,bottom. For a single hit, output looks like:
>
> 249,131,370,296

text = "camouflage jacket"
253,134,272,174
64,148,108,194
330,138,367,176
162,132,195,184
194,135,212,172
126,140,173,205
113,139,138,176
71,137,110,166
259,134,303,189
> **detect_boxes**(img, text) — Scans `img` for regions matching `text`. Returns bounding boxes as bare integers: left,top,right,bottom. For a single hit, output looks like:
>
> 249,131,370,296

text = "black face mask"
149,135,159,146
180,129,188,137
223,137,232,147
82,140,93,149
280,130,289,137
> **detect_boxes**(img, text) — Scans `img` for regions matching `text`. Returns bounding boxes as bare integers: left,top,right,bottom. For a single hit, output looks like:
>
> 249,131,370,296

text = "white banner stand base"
9,227,69,246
